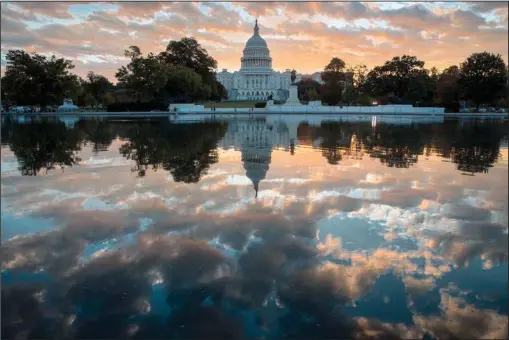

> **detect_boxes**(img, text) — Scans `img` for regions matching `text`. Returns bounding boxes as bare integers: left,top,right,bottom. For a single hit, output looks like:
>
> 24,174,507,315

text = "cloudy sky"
1,1,508,81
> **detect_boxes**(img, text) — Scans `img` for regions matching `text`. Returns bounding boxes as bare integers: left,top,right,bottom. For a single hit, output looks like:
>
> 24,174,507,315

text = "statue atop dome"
254,19,259,35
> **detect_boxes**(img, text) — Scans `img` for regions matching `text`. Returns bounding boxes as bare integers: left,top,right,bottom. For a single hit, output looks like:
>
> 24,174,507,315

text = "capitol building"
216,20,303,101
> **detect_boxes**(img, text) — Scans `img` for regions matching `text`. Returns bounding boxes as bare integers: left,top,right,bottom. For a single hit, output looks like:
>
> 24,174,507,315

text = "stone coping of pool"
3,112,507,119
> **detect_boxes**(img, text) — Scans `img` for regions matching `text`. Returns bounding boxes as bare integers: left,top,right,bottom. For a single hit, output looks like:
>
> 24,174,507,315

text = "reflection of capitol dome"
219,119,300,197
242,143,271,198
232,120,274,198
240,121,273,198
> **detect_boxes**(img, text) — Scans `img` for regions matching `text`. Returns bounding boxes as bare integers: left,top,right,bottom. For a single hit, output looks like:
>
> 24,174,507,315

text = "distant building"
300,72,324,84
216,20,302,101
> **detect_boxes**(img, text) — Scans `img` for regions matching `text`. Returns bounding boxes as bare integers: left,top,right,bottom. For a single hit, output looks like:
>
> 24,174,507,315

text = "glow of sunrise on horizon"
1,1,507,81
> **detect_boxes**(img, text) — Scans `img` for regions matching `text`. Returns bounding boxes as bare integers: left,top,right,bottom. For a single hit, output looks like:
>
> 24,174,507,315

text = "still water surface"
1,115,508,339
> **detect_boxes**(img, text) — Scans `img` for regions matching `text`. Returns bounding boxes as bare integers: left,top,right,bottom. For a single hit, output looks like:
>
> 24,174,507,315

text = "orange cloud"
1,1,507,80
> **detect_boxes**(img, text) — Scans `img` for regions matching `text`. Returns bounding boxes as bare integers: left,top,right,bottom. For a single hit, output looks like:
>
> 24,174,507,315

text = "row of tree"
1,38,227,111
1,37,507,111
2,116,506,178
300,52,508,111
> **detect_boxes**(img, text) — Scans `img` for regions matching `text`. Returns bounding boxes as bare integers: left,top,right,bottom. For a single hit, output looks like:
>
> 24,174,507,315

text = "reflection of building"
59,116,80,128
216,20,301,101
221,119,300,196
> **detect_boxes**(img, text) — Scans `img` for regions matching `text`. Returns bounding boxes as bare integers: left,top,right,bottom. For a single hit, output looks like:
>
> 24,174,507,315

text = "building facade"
216,20,302,101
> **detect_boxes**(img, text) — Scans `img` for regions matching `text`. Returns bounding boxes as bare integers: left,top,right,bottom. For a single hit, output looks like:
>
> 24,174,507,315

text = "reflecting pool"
1,115,508,339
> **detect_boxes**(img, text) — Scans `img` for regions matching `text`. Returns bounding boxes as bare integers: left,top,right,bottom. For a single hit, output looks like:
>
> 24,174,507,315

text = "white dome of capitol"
245,34,268,48
242,19,270,57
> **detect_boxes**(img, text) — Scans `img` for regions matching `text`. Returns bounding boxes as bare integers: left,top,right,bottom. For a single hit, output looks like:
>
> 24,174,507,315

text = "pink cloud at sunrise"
1,1,507,82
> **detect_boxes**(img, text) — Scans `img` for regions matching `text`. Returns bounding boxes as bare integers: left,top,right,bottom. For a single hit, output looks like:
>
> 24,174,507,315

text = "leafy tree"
116,46,169,103
364,55,432,104
158,37,222,101
435,65,460,112
321,57,347,105
297,79,321,101
216,81,228,100
84,93,96,108
84,72,114,109
345,64,368,104
159,38,217,77
103,92,115,107
458,52,508,109
165,66,203,103
1,50,79,109
307,88,319,101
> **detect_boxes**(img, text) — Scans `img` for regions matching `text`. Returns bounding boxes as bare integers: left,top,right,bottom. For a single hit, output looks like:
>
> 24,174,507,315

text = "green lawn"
203,101,259,108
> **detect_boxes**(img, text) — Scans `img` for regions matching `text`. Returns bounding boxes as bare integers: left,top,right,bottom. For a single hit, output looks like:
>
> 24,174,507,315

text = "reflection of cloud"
139,236,234,289
442,203,492,221
379,187,437,208
2,118,508,338
354,317,423,339
428,222,508,268
2,229,85,276
403,276,436,297
414,290,508,339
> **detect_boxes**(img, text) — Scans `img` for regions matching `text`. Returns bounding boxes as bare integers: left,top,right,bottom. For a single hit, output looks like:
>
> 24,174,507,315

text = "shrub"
254,102,266,108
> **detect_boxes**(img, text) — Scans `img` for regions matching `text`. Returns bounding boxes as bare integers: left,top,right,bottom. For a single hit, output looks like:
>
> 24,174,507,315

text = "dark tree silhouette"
4,117,83,176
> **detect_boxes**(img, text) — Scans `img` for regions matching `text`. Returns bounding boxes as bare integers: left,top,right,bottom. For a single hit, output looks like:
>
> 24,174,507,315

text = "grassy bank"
203,101,259,108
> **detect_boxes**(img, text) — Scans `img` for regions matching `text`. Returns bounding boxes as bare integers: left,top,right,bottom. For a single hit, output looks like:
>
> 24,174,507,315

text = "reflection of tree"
76,119,116,154
299,122,372,165
318,122,363,165
300,119,507,173
119,120,168,177
3,117,83,176
162,123,226,183
365,124,428,168
119,120,227,182
437,120,507,174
